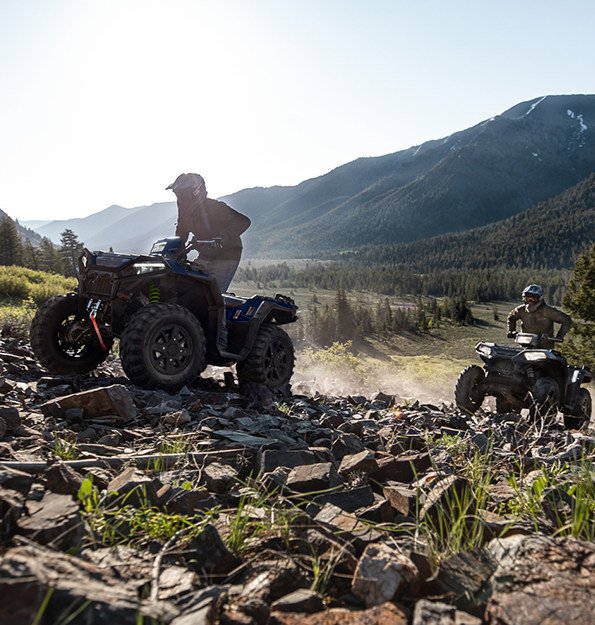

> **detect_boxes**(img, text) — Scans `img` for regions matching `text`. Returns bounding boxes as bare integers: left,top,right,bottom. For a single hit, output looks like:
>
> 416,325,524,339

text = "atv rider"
167,172,251,352
507,284,571,349
166,173,251,293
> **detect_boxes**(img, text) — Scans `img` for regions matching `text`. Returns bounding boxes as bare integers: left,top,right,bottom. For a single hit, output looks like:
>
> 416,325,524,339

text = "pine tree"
60,229,84,277
0,217,22,266
39,237,62,273
562,243,595,369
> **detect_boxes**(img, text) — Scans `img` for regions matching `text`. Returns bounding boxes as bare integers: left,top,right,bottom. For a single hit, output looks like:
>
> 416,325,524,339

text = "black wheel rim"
149,323,193,375
57,315,93,358
263,339,291,384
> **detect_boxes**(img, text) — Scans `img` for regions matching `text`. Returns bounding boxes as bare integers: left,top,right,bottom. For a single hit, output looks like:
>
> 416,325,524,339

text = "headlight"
524,352,547,361
133,262,165,274
477,345,493,357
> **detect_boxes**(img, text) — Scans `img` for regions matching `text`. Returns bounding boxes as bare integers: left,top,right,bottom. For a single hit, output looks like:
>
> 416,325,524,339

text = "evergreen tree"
39,237,62,273
562,243,595,369
0,217,22,266
60,229,84,276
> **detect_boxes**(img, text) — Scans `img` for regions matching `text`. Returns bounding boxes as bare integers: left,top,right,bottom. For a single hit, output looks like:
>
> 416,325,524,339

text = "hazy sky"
1,0,594,221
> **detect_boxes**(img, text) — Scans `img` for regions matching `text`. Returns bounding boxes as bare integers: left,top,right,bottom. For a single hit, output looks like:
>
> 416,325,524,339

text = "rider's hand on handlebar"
507,331,517,339
212,237,223,249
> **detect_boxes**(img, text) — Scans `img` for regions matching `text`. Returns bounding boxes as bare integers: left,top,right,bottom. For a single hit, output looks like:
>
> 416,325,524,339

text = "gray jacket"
507,301,572,348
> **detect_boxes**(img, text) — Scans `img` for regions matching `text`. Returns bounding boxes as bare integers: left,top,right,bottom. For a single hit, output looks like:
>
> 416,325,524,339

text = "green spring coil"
148,283,161,303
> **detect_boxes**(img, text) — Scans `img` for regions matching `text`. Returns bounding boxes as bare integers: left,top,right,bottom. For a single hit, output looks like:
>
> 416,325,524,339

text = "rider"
166,173,251,293
166,172,251,351
507,284,572,349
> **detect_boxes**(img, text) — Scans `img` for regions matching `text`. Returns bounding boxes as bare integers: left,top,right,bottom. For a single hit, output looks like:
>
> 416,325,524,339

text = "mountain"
223,94,595,257
345,172,595,270
21,94,595,259
0,209,42,245
29,205,141,245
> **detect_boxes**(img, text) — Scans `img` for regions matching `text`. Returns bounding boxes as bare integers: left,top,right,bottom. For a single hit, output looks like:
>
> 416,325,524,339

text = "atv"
30,237,298,391
455,332,592,428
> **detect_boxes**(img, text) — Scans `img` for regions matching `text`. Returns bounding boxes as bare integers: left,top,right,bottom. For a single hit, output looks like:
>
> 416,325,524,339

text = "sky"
1,0,594,222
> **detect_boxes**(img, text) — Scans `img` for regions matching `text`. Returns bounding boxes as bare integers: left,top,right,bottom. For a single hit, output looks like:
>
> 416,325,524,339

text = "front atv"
455,333,592,428
31,237,298,391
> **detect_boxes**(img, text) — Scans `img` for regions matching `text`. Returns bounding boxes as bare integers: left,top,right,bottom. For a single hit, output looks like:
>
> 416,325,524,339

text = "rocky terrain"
0,337,593,625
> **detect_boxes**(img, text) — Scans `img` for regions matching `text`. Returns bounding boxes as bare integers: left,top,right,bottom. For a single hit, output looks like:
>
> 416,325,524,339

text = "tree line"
0,217,83,277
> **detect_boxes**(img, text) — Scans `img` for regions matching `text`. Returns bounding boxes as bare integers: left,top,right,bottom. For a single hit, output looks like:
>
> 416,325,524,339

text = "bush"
0,265,75,305
0,298,37,340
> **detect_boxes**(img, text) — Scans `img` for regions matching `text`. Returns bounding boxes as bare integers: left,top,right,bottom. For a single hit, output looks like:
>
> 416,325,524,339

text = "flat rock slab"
40,384,137,423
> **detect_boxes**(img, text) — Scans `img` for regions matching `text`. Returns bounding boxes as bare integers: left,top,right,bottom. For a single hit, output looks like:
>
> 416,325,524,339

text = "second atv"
31,237,298,391
455,332,592,428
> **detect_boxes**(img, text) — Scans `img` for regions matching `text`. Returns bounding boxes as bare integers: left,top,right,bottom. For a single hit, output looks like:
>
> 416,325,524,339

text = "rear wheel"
236,323,294,390
120,304,205,390
31,293,111,374
528,376,560,422
563,388,592,430
455,365,486,413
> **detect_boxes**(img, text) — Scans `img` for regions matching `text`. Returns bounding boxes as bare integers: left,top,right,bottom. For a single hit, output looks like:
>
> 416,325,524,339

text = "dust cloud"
292,358,457,406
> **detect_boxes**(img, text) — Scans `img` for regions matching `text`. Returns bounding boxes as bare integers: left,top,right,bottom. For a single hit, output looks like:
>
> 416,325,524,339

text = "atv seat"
223,294,245,309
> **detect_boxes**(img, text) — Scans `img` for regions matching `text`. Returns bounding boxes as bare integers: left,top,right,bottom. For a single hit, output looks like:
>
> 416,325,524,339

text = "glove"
212,237,224,249
507,331,517,339
555,336,564,343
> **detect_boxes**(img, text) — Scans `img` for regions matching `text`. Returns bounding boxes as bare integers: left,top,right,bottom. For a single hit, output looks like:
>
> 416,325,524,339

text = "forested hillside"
343,173,595,270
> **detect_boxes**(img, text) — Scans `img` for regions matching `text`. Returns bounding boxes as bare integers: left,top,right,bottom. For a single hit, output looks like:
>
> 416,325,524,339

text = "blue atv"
31,237,298,391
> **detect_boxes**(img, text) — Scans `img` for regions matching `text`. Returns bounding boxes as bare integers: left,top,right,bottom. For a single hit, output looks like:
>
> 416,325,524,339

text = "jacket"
175,198,251,262
507,301,572,347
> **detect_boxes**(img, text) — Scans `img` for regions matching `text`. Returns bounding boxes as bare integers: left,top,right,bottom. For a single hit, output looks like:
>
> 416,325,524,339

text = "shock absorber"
148,283,161,303
526,366,536,385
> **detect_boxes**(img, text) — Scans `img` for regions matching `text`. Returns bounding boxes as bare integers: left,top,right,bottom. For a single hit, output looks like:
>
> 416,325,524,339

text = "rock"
160,485,219,515
271,588,324,614
286,463,342,493
269,602,408,625
162,409,192,427
107,467,159,507
314,504,382,554
338,450,379,477
351,543,419,607
419,475,471,523
0,466,34,495
44,462,84,495
382,483,417,517
412,599,482,625
0,544,162,625
331,432,365,460
203,462,239,493
174,524,240,575
17,492,84,551
0,406,21,432
259,449,335,474
371,452,432,483
40,384,138,423
313,485,375,513
0,487,25,543
485,535,595,625
0,418,5,438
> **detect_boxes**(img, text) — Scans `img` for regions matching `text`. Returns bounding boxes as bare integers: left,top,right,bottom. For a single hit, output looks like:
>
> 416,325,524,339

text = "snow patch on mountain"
525,95,547,116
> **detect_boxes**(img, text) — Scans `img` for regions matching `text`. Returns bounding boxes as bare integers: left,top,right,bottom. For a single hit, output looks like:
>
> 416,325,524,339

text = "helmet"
165,173,207,202
522,284,544,299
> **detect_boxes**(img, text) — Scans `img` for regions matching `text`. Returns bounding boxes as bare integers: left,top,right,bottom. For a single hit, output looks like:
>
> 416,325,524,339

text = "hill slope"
224,94,595,257
346,173,595,270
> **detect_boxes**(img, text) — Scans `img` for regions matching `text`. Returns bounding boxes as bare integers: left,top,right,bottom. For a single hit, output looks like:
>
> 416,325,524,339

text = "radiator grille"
80,273,113,296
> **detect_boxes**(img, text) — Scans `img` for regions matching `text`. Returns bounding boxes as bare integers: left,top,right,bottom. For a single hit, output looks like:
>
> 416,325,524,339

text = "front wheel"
496,396,521,414
120,304,206,390
563,388,592,430
236,323,295,390
30,293,112,374
454,365,486,413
